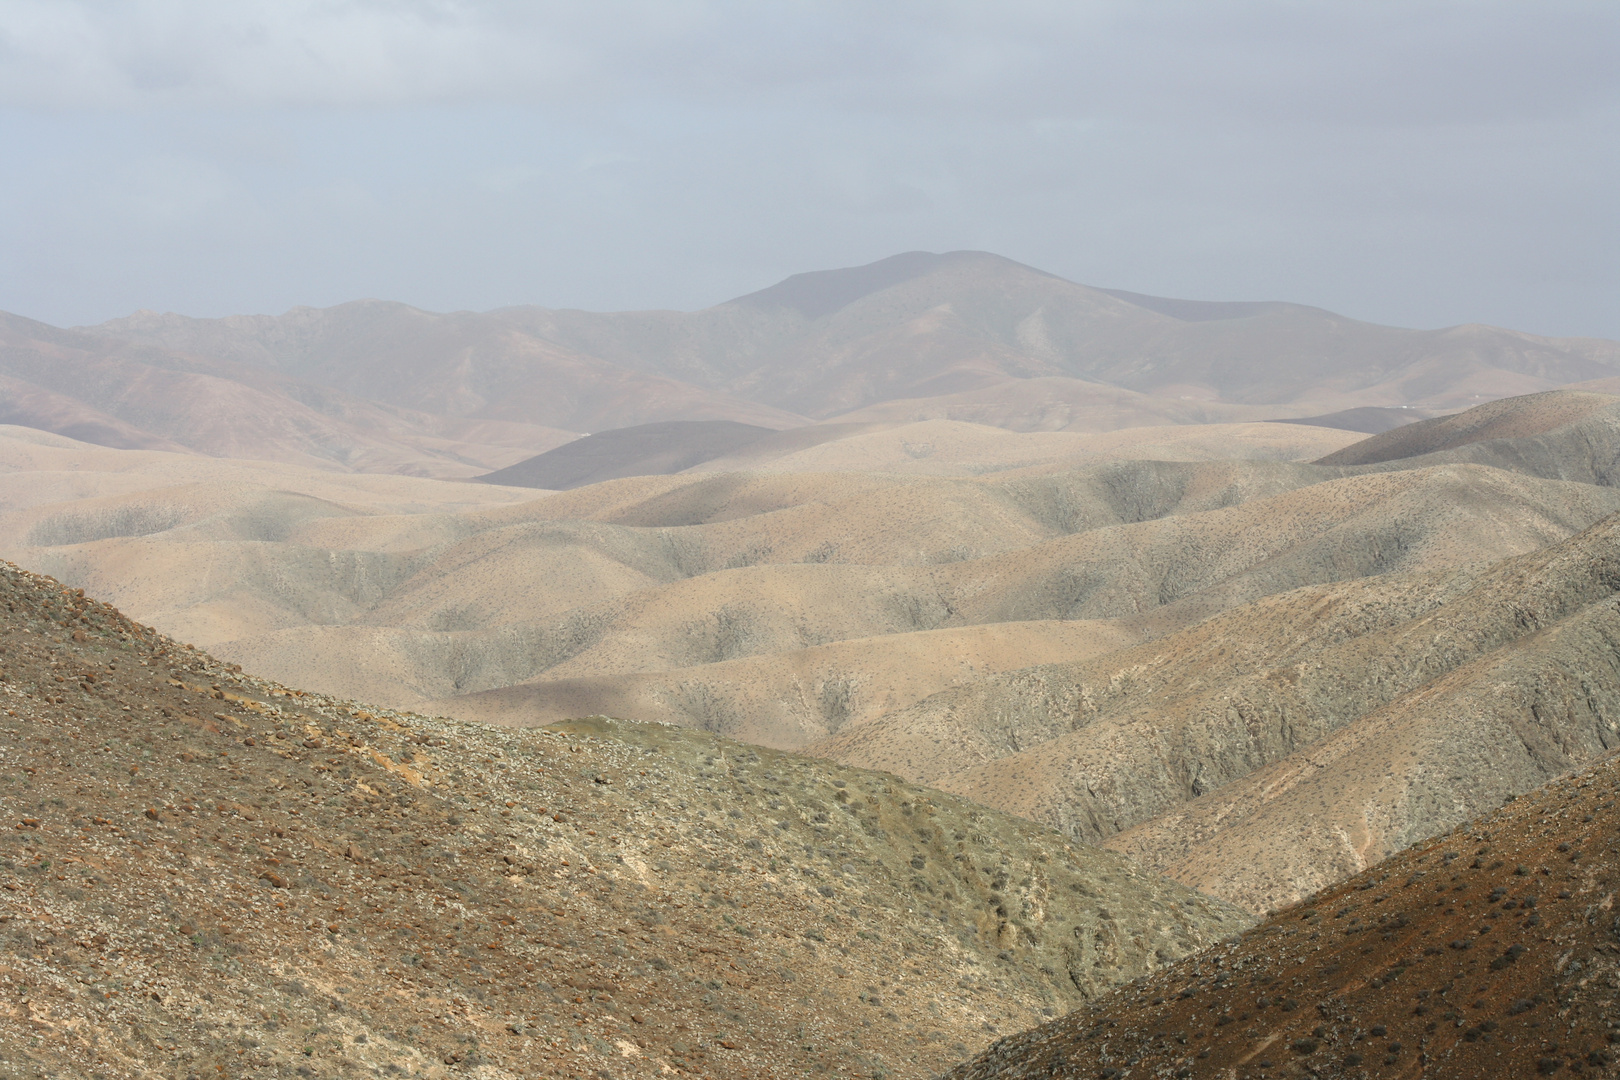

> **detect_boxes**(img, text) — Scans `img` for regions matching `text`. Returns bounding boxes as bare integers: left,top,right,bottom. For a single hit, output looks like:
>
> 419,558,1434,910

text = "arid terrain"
946,744,1620,1080
6,251,1618,479
0,563,1248,1079
3,255,1620,1078
5,391,1620,926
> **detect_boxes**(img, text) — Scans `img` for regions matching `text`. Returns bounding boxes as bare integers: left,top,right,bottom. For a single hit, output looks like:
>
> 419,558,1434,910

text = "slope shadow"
480,420,780,489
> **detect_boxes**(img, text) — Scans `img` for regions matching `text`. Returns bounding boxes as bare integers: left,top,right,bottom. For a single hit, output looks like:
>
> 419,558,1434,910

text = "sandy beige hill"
690,418,1361,476
811,510,1620,917
1323,388,1620,488
1,410,1611,726
0,564,1247,1079
438,620,1141,749
817,376,1295,433
946,747,1620,1080
6,392,1620,938
408,463,1620,745
9,456,1519,705
1,426,1358,707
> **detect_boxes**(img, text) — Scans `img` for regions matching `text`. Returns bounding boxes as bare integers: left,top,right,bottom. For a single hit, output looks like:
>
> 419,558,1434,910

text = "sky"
1,1,1616,337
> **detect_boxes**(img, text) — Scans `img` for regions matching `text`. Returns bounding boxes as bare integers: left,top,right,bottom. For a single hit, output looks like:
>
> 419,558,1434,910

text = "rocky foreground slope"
0,564,1247,1079
946,746,1620,1080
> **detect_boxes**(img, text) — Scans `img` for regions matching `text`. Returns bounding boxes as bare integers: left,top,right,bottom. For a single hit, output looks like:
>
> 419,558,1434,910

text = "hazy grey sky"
2,1,1616,337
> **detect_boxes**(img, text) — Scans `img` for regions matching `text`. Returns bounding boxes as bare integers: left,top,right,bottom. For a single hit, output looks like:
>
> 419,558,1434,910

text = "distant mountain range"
1,250,1615,477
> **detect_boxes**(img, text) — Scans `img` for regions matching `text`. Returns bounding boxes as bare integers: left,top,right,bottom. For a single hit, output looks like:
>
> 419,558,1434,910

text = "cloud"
0,1,570,107
0,1,1614,337
3,1,1615,127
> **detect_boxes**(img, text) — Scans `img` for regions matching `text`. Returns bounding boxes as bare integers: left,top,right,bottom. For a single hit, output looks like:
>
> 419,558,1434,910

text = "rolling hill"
824,511,1620,914
3,245,1619,1080
1321,388,1620,487
0,562,1247,1078
3,389,1619,972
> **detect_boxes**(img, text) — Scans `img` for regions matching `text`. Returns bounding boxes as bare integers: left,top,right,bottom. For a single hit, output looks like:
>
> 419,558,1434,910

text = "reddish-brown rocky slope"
945,749,1620,1079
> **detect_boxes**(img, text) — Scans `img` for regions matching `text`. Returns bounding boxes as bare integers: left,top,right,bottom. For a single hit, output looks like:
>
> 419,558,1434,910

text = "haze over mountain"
6,0,1618,1074
0,311,582,478
0,252,1614,481
510,252,1619,417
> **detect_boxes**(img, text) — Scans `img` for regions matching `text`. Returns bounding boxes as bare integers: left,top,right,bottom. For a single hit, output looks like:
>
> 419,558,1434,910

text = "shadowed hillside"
1273,406,1425,434
479,421,782,490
